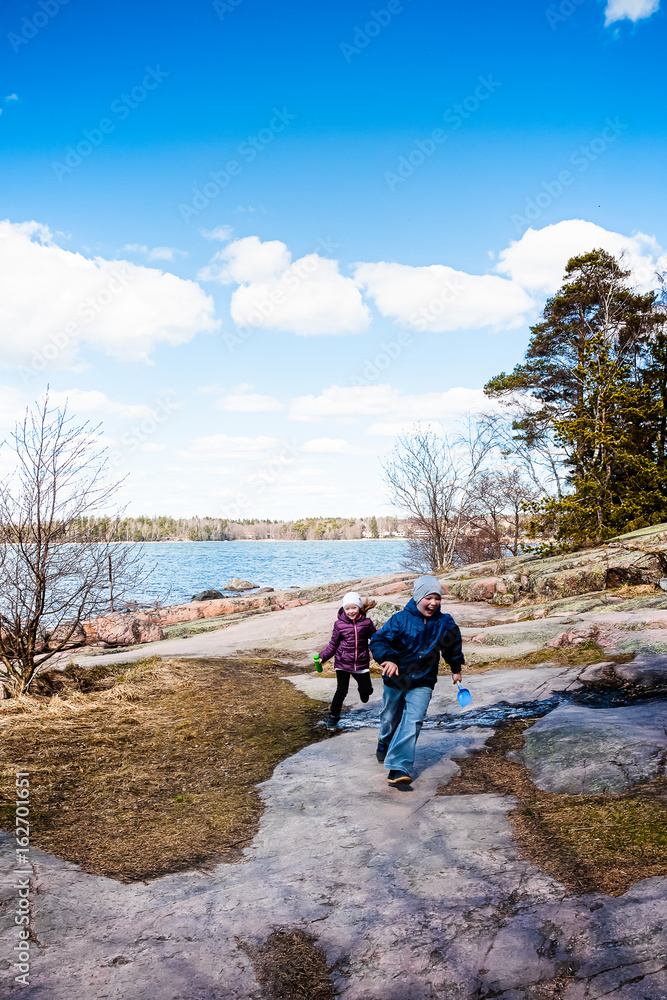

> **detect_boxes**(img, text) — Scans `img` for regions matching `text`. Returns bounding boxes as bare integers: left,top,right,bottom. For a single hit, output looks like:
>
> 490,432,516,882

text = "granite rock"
522,701,667,794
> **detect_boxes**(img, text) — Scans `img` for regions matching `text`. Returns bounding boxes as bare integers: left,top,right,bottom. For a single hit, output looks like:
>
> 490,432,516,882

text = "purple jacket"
319,609,377,673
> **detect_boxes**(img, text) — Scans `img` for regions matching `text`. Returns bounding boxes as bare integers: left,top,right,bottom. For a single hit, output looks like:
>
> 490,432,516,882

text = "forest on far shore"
65,514,411,543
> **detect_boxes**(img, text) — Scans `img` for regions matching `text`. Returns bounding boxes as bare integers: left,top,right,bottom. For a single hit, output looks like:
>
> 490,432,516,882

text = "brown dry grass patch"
240,929,337,1000
440,720,667,895
0,656,325,882
461,640,633,676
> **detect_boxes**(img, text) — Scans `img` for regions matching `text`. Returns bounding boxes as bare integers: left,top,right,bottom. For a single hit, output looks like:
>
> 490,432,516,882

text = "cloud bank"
202,221,665,341
0,221,218,368
198,235,371,335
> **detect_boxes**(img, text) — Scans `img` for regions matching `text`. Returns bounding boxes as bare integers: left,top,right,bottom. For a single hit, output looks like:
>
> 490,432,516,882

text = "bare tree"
480,404,566,501
466,466,541,559
0,396,151,696
382,422,495,573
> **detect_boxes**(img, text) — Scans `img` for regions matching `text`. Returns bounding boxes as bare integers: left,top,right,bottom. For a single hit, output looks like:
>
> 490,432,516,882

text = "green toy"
313,653,323,673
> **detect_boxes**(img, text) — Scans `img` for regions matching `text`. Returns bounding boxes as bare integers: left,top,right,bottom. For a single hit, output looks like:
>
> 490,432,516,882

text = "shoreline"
146,537,408,544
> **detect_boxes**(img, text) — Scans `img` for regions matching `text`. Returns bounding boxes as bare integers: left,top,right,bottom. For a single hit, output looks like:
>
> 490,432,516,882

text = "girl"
318,591,377,730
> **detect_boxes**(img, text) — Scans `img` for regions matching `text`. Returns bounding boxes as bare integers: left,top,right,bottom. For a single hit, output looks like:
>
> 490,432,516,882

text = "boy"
369,575,464,787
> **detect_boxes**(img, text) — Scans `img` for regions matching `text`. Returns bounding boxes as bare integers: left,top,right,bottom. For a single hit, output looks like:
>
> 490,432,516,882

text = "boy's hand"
381,661,399,677
451,672,462,684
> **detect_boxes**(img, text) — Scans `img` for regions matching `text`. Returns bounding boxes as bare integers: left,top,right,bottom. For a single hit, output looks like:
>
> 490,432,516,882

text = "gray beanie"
413,575,442,605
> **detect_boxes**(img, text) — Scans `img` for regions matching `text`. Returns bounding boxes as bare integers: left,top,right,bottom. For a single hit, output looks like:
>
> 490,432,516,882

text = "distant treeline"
64,515,410,542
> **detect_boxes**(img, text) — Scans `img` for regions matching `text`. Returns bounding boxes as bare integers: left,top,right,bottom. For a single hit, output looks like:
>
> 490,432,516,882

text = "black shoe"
326,715,339,731
376,741,388,762
387,769,412,786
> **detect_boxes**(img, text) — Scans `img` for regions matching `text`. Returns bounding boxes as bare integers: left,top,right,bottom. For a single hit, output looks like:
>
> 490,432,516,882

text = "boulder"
191,589,224,602
613,654,667,689
523,701,667,794
578,661,618,685
548,624,599,648
225,579,258,591
371,581,408,596
83,615,164,646
47,622,87,650
368,602,401,628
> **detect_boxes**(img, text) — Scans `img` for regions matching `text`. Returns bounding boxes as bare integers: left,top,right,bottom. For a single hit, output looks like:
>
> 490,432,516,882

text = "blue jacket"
369,599,464,691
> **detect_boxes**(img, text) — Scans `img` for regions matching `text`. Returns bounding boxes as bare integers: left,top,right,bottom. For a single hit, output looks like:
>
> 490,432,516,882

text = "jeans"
378,684,432,775
329,670,374,719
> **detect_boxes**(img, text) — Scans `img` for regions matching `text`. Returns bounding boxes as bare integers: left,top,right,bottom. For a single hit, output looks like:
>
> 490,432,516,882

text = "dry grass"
240,929,337,1000
461,640,633,676
606,582,661,600
440,721,667,896
0,656,326,882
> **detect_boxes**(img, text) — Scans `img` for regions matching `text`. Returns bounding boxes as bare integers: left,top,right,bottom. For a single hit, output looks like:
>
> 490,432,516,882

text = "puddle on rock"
329,688,667,733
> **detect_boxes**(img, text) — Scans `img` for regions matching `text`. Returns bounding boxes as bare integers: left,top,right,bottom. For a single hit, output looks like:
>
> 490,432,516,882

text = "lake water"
132,540,411,605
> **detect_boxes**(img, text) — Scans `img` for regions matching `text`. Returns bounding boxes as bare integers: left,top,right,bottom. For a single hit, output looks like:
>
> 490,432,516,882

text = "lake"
131,540,411,605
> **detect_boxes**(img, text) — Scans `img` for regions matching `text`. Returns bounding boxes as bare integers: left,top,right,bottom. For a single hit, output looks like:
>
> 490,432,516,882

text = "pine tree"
485,249,667,548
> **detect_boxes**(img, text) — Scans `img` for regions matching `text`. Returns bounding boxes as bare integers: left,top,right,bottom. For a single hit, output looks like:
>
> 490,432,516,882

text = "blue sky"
0,0,665,517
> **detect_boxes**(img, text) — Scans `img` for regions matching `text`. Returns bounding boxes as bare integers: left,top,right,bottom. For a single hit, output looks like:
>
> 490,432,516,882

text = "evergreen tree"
485,249,666,547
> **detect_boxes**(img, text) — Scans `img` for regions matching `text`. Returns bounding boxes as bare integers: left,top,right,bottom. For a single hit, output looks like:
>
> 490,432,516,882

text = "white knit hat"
341,591,362,608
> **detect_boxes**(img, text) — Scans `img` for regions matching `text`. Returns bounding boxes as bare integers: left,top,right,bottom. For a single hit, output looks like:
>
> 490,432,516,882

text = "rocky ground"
2,533,667,998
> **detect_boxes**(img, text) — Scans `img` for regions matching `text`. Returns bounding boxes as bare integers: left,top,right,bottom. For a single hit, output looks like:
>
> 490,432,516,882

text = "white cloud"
147,246,184,262
216,392,283,413
46,389,157,421
355,261,533,333
122,243,186,262
355,221,665,337
0,220,218,367
139,442,166,453
0,385,26,428
290,384,494,424
496,220,665,295
179,433,287,462
199,236,371,336
605,0,660,23
200,235,290,285
367,421,425,436
200,225,234,242
191,221,665,342
301,437,374,456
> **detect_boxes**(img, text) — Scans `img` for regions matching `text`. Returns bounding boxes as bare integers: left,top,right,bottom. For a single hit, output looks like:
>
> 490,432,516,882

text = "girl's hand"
451,672,462,684
381,661,399,677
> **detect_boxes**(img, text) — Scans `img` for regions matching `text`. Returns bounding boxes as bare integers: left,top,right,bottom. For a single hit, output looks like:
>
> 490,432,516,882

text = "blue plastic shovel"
457,683,472,708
